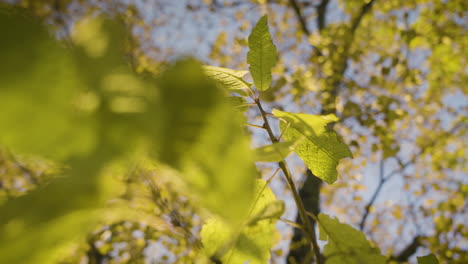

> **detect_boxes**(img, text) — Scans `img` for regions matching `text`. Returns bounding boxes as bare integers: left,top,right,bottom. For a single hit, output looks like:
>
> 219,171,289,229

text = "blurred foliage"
201,179,282,264
0,4,257,263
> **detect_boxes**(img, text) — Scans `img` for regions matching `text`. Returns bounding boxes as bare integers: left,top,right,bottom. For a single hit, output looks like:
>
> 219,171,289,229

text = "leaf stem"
254,98,323,264
244,123,266,129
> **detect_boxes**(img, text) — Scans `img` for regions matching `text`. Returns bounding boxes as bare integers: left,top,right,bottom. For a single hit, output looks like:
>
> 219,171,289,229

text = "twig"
389,236,422,262
288,0,310,36
244,123,266,129
280,218,305,229
277,122,291,141
359,158,385,230
235,103,257,109
254,98,323,264
359,120,466,231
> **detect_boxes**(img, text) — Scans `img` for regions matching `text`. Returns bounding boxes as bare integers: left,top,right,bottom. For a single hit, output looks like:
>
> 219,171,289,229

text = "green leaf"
254,140,298,162
155,59,256,223
247,15,277,91
0,7,255,263
0,7,95,160
417,254,439,264
0,9,133,263
318,213,387,264
201,179,281,264
273,110,352,184
226,96,248,112
202,65,251,92
247,200,285,225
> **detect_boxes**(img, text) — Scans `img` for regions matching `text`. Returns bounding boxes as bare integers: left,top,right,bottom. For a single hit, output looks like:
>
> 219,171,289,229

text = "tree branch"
288,170,323,264
390,236,422,262
316,0,330,31
287,0,378,262
350,0,376,34
358,120,466,231
359,159,385,230
255,98,323,264
288,0,311,36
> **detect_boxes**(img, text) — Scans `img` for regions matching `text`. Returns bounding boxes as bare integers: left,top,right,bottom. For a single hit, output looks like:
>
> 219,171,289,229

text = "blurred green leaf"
254,140,298,162
0,7,95,160
0,6,257,263
201,179,280,264
417,254,439,264
0,7,133,263
226,96,248,112
247,200,285,225
154,59,256,223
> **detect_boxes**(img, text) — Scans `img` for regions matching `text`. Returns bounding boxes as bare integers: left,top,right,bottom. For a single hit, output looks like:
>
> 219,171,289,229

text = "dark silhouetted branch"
350,0,376,34
359,159,385,230
316,0,329,31
359,120,465,230
288,170,323,264
390,236,422,262
288,0,311,36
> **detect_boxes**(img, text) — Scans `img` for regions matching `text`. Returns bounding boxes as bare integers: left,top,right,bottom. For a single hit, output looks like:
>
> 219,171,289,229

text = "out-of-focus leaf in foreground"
254,140,298,162
154,59,256,223
417,254,439,264
201,179,282,264
0,6,146,263
0,5,257,263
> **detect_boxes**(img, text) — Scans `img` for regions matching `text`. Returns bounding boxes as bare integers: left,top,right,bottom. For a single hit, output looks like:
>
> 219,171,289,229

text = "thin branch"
277,122,291,141
389,236,422,262
288,0,311,35
350,0,377,34
255,99,278,143
359,120,466,231
255,98,323,264
359,158,385,230
244,123,266,129
280,218,305,229
234,103,257,109
267,167,282,183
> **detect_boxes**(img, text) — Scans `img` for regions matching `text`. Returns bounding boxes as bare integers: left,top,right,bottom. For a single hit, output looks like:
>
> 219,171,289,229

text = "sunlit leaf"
273,110,352,184
318,213,387,264
247,15,277,91
203,65,251,92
